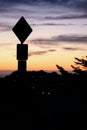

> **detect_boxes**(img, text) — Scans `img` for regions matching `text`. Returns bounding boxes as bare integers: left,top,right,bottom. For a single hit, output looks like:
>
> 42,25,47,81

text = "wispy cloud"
0,0,87,11
29,49,56,56
31,39,55,46
0,0,87,32
53,35,87,43
31,23,75,26
1,0,87,6
62,47,87,51
31,34,87,47
0,0,87,18
0,22,12,32
44,14,87,20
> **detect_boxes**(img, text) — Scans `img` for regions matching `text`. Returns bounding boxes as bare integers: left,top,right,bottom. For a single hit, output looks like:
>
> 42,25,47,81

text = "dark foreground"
0,70,86,128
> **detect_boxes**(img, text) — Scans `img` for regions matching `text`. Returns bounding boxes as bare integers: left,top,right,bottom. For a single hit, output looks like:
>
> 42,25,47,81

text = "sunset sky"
0,0,87,75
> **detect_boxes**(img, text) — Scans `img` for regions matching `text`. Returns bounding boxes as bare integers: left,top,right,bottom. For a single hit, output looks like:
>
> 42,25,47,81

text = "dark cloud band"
31,35,87,46
62,47,87,51
52,35,87,43
1,0,87,9
45,14,87,20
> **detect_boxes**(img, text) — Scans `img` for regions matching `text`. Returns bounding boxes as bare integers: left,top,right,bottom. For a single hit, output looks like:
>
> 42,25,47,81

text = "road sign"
17,44,28,60
12,16,32,44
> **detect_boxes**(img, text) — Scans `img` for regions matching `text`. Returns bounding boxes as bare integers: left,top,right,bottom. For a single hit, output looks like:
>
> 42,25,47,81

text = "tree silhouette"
56,56,87,75
56,64,69,75
71,56,87,74
71,65,83,74
74,56,87,68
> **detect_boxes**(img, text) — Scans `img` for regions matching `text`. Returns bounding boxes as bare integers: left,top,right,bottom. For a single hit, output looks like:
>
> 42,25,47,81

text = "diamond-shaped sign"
12,16,32,44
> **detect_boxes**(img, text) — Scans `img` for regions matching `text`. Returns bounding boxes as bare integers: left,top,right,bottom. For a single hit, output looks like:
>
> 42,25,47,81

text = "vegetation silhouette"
0,56,86,128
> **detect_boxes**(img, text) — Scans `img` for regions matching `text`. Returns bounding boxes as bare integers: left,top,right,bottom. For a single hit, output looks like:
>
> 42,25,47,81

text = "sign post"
12,16,32,72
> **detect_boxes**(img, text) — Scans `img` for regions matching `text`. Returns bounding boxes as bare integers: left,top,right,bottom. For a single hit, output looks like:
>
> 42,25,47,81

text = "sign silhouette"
12,16,32,44
12,16,33,72
17,44,28,60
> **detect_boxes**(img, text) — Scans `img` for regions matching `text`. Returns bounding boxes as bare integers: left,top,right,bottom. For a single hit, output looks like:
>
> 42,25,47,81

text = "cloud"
29,51,47,56
44,14,87,20
62,47,87,51
0,20,75,33
0,0,87,34
29,49,56,56
0,0,87,28
1,0,87,12
31,34,87,47
31,39,54,46
53,35,87,43
31,23,75,26
1,0,87,7
0,22,12,32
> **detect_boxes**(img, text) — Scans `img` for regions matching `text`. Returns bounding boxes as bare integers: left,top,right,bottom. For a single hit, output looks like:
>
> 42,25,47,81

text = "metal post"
17,44,28,72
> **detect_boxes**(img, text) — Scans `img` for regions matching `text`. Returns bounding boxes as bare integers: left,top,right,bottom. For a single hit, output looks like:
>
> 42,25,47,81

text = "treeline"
0,55,87,99
0,68,87,99
0,56,87,121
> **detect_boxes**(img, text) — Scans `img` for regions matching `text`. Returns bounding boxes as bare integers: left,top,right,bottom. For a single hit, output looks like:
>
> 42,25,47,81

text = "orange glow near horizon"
0,41,87,73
